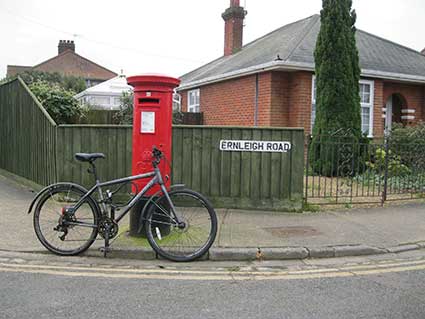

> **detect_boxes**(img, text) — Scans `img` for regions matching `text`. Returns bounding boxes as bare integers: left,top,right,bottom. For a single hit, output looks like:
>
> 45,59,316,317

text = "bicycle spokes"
34,185,99,255
146,189,217,262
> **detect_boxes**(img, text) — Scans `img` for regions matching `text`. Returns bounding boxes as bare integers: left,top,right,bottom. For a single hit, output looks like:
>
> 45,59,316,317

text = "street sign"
219,140,292,153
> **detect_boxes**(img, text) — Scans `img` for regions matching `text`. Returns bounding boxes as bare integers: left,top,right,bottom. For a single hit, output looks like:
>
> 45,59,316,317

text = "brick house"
7,40,117,88
178,0,425,138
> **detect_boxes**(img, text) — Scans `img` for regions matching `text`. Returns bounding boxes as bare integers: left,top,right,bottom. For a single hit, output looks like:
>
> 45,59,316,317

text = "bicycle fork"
159,184,184,226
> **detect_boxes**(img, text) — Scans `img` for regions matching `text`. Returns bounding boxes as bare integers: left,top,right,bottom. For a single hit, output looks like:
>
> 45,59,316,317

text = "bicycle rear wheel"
33,184,99,256
145,189,217,262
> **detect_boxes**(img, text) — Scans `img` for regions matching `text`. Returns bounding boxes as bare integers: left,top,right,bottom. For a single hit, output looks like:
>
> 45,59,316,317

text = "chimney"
222,0,247,56
58,40,75,55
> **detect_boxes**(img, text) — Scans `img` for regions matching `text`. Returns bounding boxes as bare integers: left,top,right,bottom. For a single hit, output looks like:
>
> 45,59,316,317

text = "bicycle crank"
98,218,119,239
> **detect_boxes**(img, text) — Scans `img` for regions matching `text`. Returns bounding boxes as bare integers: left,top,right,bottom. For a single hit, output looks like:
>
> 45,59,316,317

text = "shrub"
113,91,134,124
388,123,425,172
366,147,411,177
390,122,425,145
0,76,10,85
172,111,184,124
29,81,88,124
113,91,186,125
19,70,86,93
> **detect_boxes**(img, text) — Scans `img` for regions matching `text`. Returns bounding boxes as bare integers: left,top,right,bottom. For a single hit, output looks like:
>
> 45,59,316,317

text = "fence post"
381,137,390,206
304,135,311,205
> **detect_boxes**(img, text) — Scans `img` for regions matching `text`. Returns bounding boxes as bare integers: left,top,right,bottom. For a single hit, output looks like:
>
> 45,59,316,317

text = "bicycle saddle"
75,153,105,162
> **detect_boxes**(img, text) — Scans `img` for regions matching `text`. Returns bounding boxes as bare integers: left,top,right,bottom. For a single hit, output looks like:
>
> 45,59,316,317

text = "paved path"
215,205,425,248
0,172,424,260
0,174,40,252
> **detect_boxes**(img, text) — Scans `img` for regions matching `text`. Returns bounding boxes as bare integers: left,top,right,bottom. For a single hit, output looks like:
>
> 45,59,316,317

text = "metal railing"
305,131,425,205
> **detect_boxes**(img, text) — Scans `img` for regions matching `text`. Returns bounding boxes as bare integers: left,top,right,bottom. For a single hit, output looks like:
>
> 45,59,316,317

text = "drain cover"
263,226,320,238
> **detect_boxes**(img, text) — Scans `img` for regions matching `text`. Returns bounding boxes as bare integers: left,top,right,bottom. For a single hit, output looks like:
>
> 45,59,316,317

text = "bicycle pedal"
99,247,112,253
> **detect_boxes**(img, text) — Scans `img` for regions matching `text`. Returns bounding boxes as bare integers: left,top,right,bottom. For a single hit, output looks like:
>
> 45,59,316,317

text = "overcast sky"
1,0,425,79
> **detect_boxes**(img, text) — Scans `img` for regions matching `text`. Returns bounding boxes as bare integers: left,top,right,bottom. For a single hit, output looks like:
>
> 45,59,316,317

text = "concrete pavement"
0,171,424,261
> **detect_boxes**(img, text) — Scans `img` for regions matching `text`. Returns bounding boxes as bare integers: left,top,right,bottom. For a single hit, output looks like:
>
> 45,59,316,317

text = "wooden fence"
77,110,120,124
56,125,132,188
0,78,57,186
55,125,304,210
172,126,303,210
0,78,304,211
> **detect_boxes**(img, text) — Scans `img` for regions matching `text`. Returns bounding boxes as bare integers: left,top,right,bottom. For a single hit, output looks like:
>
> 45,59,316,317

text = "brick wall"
288,72,313,131
257,72,272,126
179,71,425,137
179,71,311,128
180,74,258,126
270,72,290,126
373,79,385,137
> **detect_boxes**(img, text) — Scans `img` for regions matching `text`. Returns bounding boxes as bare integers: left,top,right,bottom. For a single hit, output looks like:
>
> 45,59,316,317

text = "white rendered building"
75,74,132,110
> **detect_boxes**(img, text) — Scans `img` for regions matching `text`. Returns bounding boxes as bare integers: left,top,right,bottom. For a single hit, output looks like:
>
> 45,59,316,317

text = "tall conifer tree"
311,0,362,175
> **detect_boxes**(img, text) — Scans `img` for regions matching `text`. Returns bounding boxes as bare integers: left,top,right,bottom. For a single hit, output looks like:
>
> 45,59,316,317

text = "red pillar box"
127,75,180,195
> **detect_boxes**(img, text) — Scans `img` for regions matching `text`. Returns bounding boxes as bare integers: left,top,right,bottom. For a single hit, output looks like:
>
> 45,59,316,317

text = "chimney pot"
58,39,75,54
230,0,240,7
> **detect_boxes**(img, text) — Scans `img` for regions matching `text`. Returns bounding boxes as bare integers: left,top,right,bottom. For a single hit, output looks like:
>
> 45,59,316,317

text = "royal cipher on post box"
126,75,180,196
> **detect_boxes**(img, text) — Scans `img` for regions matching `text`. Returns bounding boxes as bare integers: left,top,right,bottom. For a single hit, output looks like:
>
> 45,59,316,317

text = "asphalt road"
1,254,425,319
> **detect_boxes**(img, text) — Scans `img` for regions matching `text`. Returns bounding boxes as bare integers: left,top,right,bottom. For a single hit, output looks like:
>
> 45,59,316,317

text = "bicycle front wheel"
146,189,217,262
33,184,99,256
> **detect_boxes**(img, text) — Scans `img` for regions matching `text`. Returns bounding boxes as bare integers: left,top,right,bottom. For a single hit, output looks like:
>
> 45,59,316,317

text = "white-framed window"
311,76,317,133
188,89,200,113
89,96,110,106
311,76,374,137
173,92,181,112
359,80,374,137
113,97,121,106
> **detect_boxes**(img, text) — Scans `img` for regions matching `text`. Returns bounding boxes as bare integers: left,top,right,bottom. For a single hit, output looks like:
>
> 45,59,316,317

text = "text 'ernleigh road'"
219,140,292,153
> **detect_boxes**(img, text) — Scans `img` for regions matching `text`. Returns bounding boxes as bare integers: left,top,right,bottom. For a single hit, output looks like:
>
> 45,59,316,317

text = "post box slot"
139,98,160,104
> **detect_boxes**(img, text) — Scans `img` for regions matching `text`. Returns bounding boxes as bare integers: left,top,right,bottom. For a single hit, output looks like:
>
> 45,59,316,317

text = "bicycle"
27,147,218,262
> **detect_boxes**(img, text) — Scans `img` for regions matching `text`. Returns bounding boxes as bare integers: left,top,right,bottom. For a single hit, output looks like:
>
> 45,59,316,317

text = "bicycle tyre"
33,184,100,256
145,188,217,262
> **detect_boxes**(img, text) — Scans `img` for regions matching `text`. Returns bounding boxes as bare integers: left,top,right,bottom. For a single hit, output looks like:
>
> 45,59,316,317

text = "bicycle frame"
68,166,181,228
